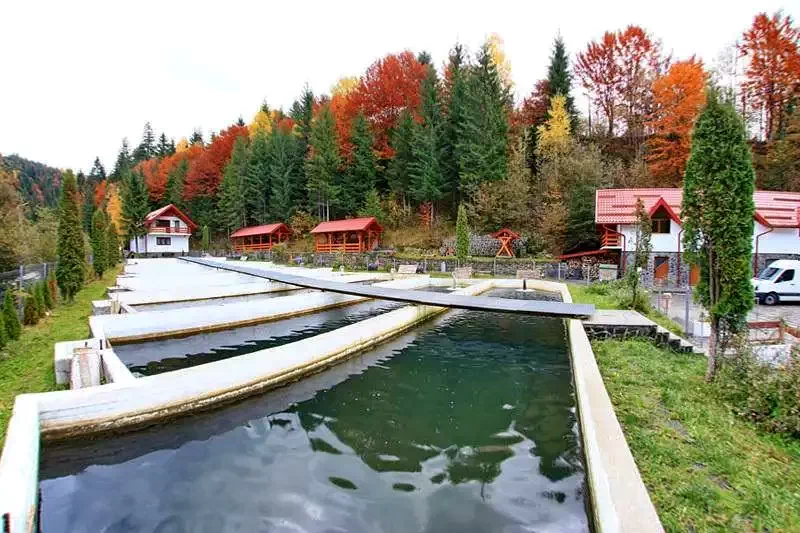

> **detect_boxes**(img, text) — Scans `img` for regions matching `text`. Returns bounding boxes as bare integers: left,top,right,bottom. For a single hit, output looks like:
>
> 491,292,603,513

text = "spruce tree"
246,130,272,224
81,179,95,233
306,105,341,221
90,209,107,277
386,109,415,205
218,136,250,232
121,170,149,253
111,138,132,181
106,220,121,267
458,42,509,199
269,129,302,222
23,294,38,325
456,203,470,261
164,158,188,209
35,282,46,319
132,121,156,163
547,36,578,132
442,44,468,212
3,290,21,340
410,65,445,220
290,86,315,202
89,157,106,181
683,92,756,382
189,129,204,146
156,133,171,157
42,274,54,310
56,170,86,302
359,189,385,220
342,113,377,214
201,225,210,251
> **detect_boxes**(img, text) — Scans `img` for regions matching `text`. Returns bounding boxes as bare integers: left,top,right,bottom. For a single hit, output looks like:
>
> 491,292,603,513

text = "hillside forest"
1,11,799,269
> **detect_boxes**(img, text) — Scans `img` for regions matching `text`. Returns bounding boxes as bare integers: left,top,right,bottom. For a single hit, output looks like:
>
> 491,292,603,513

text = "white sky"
1,0,796,173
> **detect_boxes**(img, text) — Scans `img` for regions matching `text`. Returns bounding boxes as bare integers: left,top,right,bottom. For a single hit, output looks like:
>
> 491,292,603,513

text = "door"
689,264,700,286
654,256,669,283
774,269,799,301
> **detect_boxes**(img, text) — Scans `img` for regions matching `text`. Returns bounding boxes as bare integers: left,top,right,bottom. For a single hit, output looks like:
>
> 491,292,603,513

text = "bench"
397,264,418,275
453,266,473,279
516,269,540,280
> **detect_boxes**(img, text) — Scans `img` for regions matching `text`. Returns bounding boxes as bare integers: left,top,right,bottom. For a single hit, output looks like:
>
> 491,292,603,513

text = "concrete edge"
0,395,39,533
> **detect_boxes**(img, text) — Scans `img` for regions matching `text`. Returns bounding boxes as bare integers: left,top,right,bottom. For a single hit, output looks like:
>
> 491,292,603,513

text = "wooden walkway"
180,257,595,319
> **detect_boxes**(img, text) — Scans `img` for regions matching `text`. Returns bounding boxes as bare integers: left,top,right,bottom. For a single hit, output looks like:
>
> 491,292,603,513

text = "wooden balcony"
148,226,191,235
315,242,364,253
233,243,276,252
601,230,621,248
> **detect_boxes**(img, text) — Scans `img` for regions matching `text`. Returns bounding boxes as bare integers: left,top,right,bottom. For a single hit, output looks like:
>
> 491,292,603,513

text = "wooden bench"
516,269,540,280
454,266,473,279
397,264,418,275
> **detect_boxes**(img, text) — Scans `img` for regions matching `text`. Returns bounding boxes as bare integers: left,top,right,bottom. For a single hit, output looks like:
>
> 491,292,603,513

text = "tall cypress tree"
547,36,578,131
3,290,20,340
456,203,470,260
306,105,341,221
121,170,149,253
683,92,756,382
218,136,250,232
386,109,415,206
458,42,509,199
269,129,302,222
442,44,468,213
342,113,377,214
111,138,132,181
106,219,120,268
245,130,272,224
90,209,107,277
56,170,86,301
410,64,445,218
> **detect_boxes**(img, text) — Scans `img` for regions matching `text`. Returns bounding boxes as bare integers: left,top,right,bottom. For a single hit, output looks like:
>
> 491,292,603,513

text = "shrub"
35,282,47,318
47,273,58,306
23,294,39,326
2,290,21,340
0,308,6,349
43,276,54,310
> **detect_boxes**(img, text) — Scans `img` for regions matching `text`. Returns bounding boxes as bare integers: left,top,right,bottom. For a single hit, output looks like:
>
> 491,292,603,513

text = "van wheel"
763,292,780,306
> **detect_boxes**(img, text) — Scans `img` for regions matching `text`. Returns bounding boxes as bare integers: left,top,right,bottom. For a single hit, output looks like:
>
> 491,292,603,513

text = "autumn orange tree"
647,58,707,185
740,11,800,141
576,31,621,136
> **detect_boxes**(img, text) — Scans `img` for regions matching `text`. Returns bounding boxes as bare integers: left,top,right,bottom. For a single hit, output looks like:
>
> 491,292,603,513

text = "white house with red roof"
595,188,800,285
130,204,198,254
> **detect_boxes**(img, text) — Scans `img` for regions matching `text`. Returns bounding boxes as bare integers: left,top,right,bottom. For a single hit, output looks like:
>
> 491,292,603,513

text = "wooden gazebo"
492,228,521,258
230,223,291,252
310,217,383,253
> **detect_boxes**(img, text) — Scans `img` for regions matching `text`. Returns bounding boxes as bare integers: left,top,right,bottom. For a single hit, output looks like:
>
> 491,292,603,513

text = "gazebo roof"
230,223,290,238
492,228,521,239
310,217,383,234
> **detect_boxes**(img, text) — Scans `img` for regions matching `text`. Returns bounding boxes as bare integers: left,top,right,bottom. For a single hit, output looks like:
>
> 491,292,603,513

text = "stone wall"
753,253,800,274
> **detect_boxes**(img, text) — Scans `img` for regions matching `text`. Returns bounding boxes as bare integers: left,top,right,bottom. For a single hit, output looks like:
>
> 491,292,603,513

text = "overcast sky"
1,0,795,173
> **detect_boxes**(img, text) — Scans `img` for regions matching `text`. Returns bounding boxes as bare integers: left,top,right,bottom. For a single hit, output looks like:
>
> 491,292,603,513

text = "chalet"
595,188,800,286
230,223,291,252
130,204,197,254
310,217,383,253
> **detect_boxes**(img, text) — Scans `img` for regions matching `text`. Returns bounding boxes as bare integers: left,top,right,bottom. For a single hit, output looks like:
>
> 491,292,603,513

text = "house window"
651,217,671,234
156,237,171,246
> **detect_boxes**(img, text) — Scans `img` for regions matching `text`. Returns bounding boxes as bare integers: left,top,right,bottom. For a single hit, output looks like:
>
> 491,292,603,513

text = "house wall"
752,222,800,254
618,221,681,254
129,234,190,254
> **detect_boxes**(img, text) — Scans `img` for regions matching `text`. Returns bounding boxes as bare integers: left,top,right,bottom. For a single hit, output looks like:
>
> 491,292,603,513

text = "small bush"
3,290,21,340
23,295,39,326
718,346,800,437
43,276,54,310
47,273,58,307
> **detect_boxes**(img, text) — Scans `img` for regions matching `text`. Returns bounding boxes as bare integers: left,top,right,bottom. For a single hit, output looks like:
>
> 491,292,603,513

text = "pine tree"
111,139,132,181
442,44,468,212
291,86,315,208
164,158,188,209
547,36,578,132
90,209,107,277
269,129,302,222
218,136,251,233
106,220,121,267
359,189,385,220
121,170,149,253
56,170,86,302
245,130,272,224
458,41,509,199
23,294,38,325
306,105,341,221
342,113,377,214
156,133,171,157
386,109,415,204
410,65,445,219
132,122,156,163
89,157,106,181
683,92,756,382
3,290,21,340
81,179,95,233
456,203,470,260
189,129,204,146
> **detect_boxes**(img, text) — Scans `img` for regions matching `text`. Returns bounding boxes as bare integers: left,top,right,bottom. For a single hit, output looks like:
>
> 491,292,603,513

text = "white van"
753,259,800,305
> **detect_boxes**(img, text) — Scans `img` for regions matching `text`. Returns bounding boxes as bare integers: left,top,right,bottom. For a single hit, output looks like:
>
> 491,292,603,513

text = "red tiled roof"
230,223,290,238
310,217,383,234
596,188,800,228
492,228,521,239
144,204,197,229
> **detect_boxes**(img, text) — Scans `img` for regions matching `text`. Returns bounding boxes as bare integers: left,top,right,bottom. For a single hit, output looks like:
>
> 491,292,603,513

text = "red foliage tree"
184,124,248,200
515,79,551,129
647,58,707,185
346,51,428,158
94,179,107,206
576,31,621,136
134,159,162,202
740,11,800,140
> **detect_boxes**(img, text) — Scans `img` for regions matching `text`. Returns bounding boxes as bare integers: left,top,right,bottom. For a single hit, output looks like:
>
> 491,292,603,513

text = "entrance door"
654,256,669,283
689,264,700,286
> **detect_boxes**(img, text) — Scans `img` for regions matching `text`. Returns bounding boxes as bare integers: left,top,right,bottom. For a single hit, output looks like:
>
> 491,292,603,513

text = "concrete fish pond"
0,258,663,532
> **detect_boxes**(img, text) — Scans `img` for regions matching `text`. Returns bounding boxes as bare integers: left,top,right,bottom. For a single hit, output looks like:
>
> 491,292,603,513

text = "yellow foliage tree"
536,95,571,160
250,109,273,138
175,137,189,153
105,183,123,232
331,76,359,98
486,33,513,91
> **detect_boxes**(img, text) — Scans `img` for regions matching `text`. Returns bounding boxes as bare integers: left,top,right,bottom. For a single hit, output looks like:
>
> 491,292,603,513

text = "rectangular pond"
40,289,589,532
130,288,316,313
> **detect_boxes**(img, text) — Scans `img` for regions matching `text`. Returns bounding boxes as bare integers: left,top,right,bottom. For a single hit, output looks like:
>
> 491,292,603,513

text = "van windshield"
758,267,780,280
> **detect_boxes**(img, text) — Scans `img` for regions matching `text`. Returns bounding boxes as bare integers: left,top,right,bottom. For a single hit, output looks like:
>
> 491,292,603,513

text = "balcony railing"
315,242,363,253
233,243,276,252
601,230,621,248
149,226,191,234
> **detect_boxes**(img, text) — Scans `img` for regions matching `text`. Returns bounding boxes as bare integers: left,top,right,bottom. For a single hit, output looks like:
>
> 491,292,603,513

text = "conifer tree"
42,273,54,310
23,294,38,325
35,282,46,319
81,179,95,233
56,170,86,302
306,105,341,221
0,307,6,349
90,209,107,277
111,139,132,181
458,41,509,199
156,133,172,157
189,129,204,146
201,225,209,251
342,113,377,214
547,36,578,131
628,198,652,310
132,122,156,163
536,95,572,159
106,220,121,267
442,44,468,211
386,109,415,205
410,65,445,219
245,130,272,224
269,129,302,222
121,170,149,253
89,157,106,181
456,203,470,260
290,86,314,200
218,136,250,232
683,92,756,382
359,189,385,220
164,158,188,209
3,290,20,340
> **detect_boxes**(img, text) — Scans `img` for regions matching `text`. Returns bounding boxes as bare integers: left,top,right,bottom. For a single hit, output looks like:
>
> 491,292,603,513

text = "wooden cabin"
310,217,383,253
130,204,197,253
230,223,291,252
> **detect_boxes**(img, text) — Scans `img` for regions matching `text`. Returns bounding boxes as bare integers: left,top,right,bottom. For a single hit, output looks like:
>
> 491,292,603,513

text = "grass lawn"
594,339,800,532
0,267,120,448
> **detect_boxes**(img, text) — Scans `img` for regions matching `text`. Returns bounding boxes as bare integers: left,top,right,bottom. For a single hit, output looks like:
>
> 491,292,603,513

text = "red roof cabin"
230,223,291,252
130,204,197,254
310,217,383,253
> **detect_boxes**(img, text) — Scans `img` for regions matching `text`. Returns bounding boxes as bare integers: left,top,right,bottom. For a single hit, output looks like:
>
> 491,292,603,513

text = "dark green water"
40,289,588,532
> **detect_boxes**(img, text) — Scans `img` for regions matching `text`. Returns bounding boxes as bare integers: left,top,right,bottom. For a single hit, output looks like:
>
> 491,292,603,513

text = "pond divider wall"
0,276,662,532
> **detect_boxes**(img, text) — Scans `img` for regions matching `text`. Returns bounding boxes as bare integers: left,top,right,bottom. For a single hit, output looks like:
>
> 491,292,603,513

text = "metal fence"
0,262,57,317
